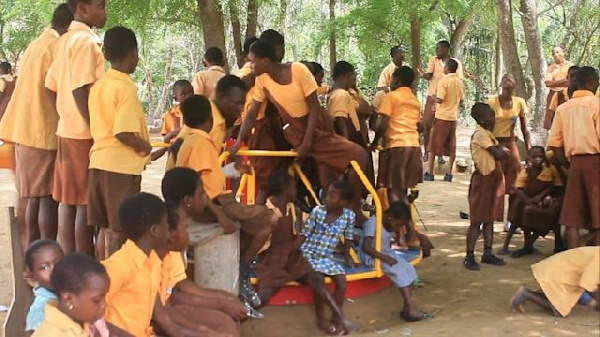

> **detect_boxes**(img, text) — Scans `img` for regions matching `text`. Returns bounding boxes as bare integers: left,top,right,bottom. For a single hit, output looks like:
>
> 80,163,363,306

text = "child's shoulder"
342,207,356,220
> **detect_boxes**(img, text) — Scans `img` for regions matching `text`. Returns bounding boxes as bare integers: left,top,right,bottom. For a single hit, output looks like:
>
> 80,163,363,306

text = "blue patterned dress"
301,206,355,276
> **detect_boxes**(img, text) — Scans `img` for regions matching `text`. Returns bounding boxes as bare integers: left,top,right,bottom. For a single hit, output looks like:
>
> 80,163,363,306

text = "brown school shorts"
88,169,141,230
559,154,600,229
427,118,456,157
379,147,423,190
469,166,504,223
15,144,56,198
52,137,93,205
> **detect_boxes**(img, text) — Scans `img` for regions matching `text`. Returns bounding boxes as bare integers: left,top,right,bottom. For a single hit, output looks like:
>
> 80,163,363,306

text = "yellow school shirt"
0,74,14,92
0,28,60,149
471,125,498,175
531,246,599,317
435,73,464,121
548,88,570,111
426,56,464,96
233,61,252,78
253,62,318,118
379,87,421,148
486,95,528,138
243,87,267,121
176,128,226,199
328,88,360,131
547,90,600,158
377,62,398,88
209,100,226,147
31,302,91,337
161,104,182,136
160,252,187,304
515,163,563,189
89,69,150,175
45,21,105,140
317,85,330,96
192,65,226,99
103,240,162,337
545,61,572,92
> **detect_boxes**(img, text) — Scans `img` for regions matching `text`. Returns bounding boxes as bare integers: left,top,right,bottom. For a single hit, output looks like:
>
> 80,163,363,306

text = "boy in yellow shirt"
192,47,226,99
162,80,193,143
328,61,363,146
88,26,166,259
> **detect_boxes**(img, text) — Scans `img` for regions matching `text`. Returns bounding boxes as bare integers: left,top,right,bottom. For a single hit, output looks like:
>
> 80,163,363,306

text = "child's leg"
331,275,347,323
510,286,558,316
500,220,519,253
448,151,455,176
388,188,408,205
75,205,93,255
552,224,565,253
466,220,481,255
169,305,240,337
257,286,281,307
565,227,579,248
481,222,505,265
303,273,355,333
38,196,57,240
24,197,40,245
427,156,435,175
57,204,76,253
243,226,271,261
398,286,421,319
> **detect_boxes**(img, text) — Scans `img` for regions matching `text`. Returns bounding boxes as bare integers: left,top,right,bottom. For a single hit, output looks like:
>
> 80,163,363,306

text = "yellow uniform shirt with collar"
379,87,421,148
160,251,187,305
102,240,162,337
435,73,465,121
515,163,564,188
45,20,105,140
31,302,91,337
209,100,226,147
192,65,226,100
471,125,498,175
0,28,60,149
545,61,572,92
328,88,360,131
161,104,182,136
376,62,398,88
232,61,252,78
89,69,150,175
487,95,528,138
426,56,464,96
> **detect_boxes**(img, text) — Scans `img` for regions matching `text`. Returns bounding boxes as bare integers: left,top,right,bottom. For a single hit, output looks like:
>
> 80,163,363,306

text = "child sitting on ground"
500,146,565,257
360,202,433,322
510,246,599,317
162,80,194,143
297,180,357,335
24,240,63,335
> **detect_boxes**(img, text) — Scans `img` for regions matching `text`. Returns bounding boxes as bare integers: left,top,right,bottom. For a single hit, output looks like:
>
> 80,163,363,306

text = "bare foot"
510,286,527,313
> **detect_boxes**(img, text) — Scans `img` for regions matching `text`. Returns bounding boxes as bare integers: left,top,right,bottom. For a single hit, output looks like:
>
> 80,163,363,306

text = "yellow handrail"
292,163,321,207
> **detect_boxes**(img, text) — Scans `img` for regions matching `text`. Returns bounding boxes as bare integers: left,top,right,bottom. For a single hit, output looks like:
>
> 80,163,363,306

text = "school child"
375,45,404,93
328,61,363,146
464,103,508,271
509,246,599,317
233,37,259,78
88,26,167,259
31,253,112,337
0,4,73,248
230,39,369,224
547,66,580,116
425,58,464,182
44,0,107,256
24,240,63,334
0,61,15,118
500,146,565,257
192,47,227,99
372,66,423,204
298,180,356,335
547,66,600,248
259,29,285,62
360,202,432,322
162,80,194,143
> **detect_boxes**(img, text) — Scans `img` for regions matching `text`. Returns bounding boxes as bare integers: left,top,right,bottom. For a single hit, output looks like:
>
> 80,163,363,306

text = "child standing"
24,240,63,334
0,61,15,118
298,180,356,335
162,80,193,143
425,58,464,182
192,47,227,100
465,103,508,271
328,61,364,146
44,0,107,255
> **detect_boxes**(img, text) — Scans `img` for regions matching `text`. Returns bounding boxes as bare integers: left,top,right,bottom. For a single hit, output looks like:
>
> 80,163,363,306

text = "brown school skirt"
468,166,505,223
52,137,93,205
543,91,567,130
560,154,600,229
427,118,456,157
88,169,141,230
248,115,292,188
379,147,423,190
15,144,56,198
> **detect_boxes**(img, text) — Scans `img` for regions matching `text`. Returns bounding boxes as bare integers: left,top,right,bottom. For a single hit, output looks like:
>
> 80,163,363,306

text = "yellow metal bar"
292,163,321,206
152,142,170,148
247,166,256,205
236,174,248,201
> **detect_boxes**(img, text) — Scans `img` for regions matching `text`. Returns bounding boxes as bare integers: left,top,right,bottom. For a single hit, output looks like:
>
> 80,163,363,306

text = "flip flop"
401,310,434,322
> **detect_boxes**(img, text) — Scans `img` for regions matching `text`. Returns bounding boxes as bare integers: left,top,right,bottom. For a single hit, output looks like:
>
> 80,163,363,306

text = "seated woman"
500,146,565,257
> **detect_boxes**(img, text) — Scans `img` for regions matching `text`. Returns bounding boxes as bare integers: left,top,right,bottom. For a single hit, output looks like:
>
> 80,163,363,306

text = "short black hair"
311,62,324,75
165,201,181,231
330,180,353,201
300,61,314,73
67,0,92,13
216,75,247,96
180,95,212,128
119,192,166,241
437,40,451,49
267,168,293,196
51,253,107,296
388,201,412,221
243,36,259,55
576,66,599,89
204,47,225,66
173,79,193,93
250,40,276,61
162,167,203,204
51,3,74,30
470,102,494,124
260,29,284,47
332,61,354,80
0,62,12,74
528,146,548,165
446,59,458,73
25,239,62,271
390,45,404,58
103,26,137,62
392,66,415,86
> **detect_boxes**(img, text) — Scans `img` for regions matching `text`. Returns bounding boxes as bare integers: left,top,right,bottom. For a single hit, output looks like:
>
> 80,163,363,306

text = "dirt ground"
0,129,598,337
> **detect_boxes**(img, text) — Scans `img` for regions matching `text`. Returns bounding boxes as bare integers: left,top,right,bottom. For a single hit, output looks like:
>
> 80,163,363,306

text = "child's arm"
203,193,238,234
72,85,92,124
152,294,224,337
361,236,396,265
115,132,152,157
105,321,134,337
229,101,260,154
519,115,531,150
150,147,169,161
486,145,507,161
163,128,181,143
370,114,389,151
172,280,247,321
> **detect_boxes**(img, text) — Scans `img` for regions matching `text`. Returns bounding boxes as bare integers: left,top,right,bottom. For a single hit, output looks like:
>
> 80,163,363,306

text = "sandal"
481,254,506,266
510,248,534,258
400,310,434,322
464,256,480,270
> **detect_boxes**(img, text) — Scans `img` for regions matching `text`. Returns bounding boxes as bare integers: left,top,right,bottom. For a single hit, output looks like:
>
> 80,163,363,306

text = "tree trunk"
329,0,337,73
277,0,287,31
229,1,243,67
152,48,175,119
494,29,503,88
245,0,258,40
519,0,548,130
410,14,421,91
450,13,474,60
197,0,227,64
495,0,526,98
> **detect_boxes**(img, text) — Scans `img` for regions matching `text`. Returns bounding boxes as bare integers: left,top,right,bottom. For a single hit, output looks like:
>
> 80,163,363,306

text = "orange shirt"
379,87,421,148
176,128,226,199
243,87,267,121
545,61,572,92
161,104,182,136
328,88,360,131
232,61,252,78
253,62,318,118
192,66,226,100
547,90,599,158
209,100,226,147
316,85,330,96
89,69,150,175
426,56,464,96
31,303,91,337
487,95,527,138
471,125,498,175
0,28,60,149
45,21,105,140
435,73,464,121
102,240,162,337
377,62,398,88
159,252,187,304
515,163,563,189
